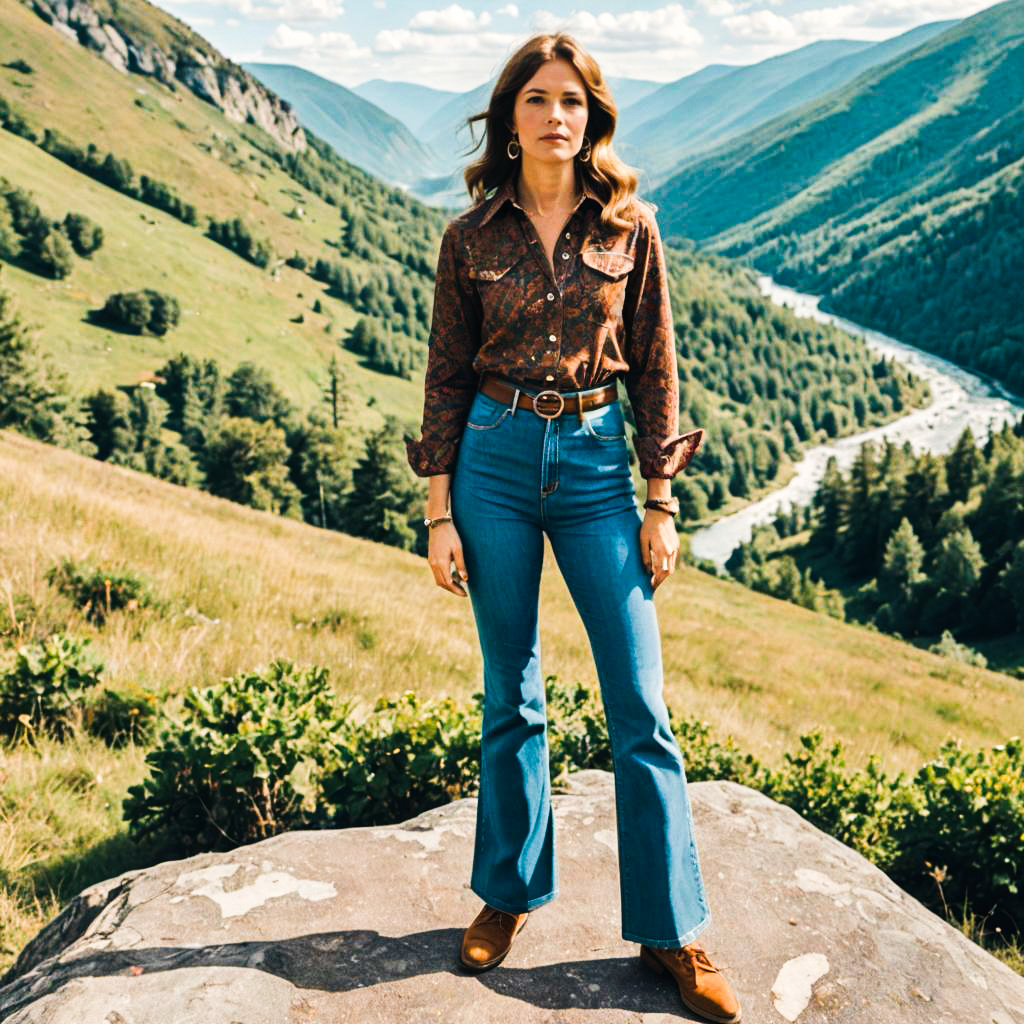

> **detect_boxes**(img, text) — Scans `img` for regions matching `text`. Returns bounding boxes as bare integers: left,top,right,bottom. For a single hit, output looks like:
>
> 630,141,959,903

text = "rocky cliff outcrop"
24,0,306,153
1,770,1022,1023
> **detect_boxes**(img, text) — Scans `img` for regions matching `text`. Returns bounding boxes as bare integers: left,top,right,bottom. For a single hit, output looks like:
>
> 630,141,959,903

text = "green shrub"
93,289,180,337
760,730,909,869
45,557,157,625
542,676,612,783
0,632,104,739
86,684,160,747
122,660,346,849
62,212,104,257
324,690,481,828
890,737,1023,932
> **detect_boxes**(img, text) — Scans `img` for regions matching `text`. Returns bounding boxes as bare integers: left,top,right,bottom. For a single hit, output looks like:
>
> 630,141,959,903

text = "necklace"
517,189,581,221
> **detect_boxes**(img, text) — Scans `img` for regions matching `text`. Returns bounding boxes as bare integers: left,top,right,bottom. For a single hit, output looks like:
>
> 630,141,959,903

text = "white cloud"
722,8,798,41
532,4,702,51
497,3,519,16
374,27,516,54
696,0,736,15
794,0,989,32
267,23,315,48
408,4,493,32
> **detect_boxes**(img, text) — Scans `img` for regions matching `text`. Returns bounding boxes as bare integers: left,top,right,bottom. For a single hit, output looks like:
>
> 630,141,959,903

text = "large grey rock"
22,0,306,153
1,772,1022,1023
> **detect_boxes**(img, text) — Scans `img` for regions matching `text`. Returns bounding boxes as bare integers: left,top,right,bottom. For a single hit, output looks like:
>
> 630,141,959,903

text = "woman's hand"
427,521,469,597
640,509,679,592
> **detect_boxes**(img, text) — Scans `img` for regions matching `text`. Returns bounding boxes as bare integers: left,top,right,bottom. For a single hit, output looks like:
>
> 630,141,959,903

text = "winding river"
688,276,1024,567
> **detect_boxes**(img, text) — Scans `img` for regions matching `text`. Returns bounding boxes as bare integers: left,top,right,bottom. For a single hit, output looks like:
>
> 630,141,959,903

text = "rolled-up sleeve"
404,222,481,477
622,206,703,479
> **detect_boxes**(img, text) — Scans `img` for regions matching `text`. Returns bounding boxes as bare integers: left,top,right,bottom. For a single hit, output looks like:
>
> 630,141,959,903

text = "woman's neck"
516,158,580,216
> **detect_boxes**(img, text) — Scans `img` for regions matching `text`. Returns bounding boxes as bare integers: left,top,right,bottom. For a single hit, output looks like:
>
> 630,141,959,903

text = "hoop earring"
578,136,592,162
507,133,521,159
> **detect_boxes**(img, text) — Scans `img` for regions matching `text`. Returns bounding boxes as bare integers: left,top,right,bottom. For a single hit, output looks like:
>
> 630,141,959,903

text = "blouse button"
548,333,556,342
561,251,570,260
564,231,571,238
545,374,555,382
547,292,555,301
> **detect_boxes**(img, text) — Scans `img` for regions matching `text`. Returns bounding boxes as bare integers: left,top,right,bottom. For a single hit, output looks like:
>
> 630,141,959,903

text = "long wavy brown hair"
463,33,639,232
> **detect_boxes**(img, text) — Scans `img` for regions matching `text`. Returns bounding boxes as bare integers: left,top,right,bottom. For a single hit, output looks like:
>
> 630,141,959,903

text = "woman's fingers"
428,530,468,597
648,541,678,592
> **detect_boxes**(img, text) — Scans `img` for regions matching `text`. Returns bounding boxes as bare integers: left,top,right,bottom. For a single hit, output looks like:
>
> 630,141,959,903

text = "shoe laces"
666,943,719,972
479,905,522,934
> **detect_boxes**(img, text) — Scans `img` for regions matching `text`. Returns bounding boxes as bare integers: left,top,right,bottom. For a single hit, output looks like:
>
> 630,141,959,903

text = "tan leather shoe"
459,903,530,971
640,942,742,1023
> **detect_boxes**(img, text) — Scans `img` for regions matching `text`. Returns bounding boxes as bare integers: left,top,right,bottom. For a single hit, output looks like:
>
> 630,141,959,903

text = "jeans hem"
623,912,711,949
471,885,559,914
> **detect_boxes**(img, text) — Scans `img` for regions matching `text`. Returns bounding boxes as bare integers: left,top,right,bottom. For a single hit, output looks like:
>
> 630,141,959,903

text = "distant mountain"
651,0,1024,393
604,75,664,115
724,21,956,148
243,63,445,189
351,79,457,136
625,40,874,180
619,64,737,135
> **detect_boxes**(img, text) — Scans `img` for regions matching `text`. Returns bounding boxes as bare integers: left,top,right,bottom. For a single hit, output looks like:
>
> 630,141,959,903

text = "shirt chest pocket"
467,250,527,324
579,248,635,326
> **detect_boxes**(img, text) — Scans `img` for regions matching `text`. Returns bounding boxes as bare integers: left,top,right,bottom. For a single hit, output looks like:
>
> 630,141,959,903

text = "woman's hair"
463,33,639,231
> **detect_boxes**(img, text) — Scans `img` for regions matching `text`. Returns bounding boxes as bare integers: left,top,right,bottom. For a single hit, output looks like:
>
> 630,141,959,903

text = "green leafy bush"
324,690,481,827
86,684,160,748
890,737,1023,932
92,289,180,337
122,660,346,849
45,557,157,625
760,730,909,868
0,632,104,738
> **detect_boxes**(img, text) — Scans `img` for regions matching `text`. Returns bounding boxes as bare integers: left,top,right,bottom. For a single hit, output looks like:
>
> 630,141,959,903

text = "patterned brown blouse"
404,173,702,480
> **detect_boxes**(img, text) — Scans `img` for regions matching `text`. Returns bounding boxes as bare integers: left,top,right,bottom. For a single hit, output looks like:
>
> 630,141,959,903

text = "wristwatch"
424,513,453,528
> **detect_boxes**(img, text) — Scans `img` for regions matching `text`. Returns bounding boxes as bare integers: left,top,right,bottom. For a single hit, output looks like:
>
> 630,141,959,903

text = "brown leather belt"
478,372,618,421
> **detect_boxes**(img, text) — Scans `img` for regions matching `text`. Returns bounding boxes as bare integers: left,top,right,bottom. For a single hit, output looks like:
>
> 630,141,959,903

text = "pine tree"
946,427,983,502
340,415,421,552
811,455,845,551
880,518,926,603
933,527,985,602
0,270,93,453
202,416,302,517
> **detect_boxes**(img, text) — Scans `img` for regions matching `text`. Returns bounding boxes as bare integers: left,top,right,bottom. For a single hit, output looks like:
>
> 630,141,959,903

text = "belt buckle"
533,389,564,419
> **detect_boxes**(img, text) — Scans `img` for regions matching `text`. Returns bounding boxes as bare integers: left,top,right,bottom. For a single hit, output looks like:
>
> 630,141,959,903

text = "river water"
688,277,1024,567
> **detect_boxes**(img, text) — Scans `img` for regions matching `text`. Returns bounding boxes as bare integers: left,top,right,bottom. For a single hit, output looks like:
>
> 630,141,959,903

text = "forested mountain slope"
651,0,1024,393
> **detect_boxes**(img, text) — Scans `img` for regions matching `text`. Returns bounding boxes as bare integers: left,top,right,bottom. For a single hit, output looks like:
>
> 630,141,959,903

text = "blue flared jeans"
449,380,711,948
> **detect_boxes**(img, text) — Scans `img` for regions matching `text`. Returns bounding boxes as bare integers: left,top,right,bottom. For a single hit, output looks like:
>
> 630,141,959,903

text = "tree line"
726,422,1024,653
0,273,431,555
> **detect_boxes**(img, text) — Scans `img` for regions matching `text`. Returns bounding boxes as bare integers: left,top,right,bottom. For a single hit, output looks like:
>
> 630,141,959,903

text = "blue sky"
159,0,996,90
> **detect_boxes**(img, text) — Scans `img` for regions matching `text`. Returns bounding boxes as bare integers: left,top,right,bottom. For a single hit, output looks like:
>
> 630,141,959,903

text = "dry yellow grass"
2,429,1021,773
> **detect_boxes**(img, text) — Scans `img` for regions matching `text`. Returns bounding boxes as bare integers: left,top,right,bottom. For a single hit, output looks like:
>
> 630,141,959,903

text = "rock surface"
24,0,305,153
1,771,1022,1023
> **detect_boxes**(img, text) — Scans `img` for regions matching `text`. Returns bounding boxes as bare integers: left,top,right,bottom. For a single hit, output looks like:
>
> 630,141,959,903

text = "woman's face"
511,57,590,168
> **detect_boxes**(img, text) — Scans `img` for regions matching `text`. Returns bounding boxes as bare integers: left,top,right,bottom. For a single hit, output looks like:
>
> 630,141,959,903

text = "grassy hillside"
2,428,1023,971
0,0,445,425
651,0,1024,392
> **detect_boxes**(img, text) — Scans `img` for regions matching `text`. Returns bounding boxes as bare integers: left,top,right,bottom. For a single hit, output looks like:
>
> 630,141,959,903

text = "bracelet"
424,513,453,529
643,497,680,516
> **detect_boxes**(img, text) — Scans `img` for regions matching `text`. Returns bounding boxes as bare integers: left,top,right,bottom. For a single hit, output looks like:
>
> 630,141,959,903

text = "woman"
404,32,741,1024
